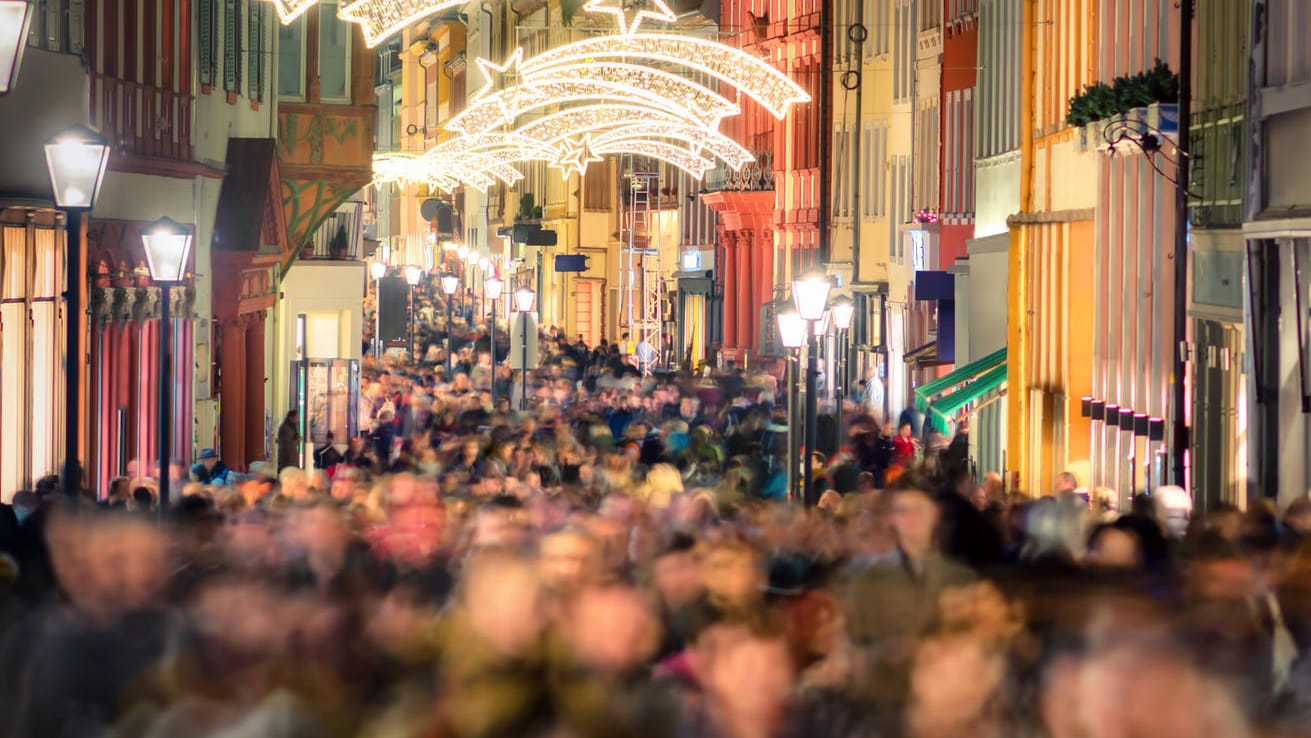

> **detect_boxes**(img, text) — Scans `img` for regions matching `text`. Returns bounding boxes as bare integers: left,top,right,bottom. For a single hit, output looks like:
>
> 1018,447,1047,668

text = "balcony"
301,198,365,261
704,151,775,193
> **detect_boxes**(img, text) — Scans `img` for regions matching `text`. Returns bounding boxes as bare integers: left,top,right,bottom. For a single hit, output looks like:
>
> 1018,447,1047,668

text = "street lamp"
515,285,536,411
485,275,503,407
440,271,460,375
404,265,421,361
369,260,386,358
45,125,111,500
0,1,34,95
141,216,192,519
831,295,855,443
791,271,831,506
777,308,806,503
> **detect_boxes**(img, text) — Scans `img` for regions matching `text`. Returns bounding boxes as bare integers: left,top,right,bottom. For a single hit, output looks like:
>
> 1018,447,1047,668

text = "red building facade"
702,0,824,363
939,0,978,269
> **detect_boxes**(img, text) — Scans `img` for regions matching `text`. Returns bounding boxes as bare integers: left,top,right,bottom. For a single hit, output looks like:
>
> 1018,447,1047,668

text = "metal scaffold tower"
621,156,664,370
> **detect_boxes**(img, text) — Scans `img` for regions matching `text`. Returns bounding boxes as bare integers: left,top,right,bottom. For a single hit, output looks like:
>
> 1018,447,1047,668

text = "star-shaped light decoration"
582,0,677,35
551,135,604,179
472,48,524,103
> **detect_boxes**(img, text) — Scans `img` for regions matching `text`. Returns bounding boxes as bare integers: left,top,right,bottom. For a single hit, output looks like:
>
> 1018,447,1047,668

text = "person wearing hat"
190,448,233,486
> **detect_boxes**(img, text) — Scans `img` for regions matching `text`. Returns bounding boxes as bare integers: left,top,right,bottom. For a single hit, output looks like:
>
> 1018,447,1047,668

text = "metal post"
489,297,497,407
158,284,171,518
374,276,382,358
1170,0,1193,487
62,210,82,501
447,298,454,375
804,329,820,505
520,311,529,411
408,286,416,362
786,352,798,502
836,327,845,449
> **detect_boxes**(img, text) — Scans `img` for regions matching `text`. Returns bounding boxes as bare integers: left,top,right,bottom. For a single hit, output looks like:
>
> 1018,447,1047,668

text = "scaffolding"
620,156,664,370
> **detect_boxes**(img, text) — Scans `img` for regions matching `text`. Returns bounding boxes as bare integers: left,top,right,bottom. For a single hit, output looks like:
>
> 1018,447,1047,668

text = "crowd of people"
3,314,1311,738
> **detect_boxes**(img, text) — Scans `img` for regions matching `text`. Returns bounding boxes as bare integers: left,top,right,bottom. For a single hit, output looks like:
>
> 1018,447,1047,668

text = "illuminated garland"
268,0,319,23
550,135,605,179
447,64,736,135
370,0,810,189
338,0,466,48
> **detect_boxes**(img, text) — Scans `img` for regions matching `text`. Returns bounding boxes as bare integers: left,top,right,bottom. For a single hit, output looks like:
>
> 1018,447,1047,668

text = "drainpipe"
1007,0,1037,492
1170,0,1193,488
817,0,831,268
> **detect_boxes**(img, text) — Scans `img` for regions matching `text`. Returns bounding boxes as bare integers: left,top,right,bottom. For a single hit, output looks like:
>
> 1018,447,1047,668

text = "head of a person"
887,477,940,558
198,448,220,470
652,532,703,609
538,526,601,595
1086,522,1144,571
899,422,912,438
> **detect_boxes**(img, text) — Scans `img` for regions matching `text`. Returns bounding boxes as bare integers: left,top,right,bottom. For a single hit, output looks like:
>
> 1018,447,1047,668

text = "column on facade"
245,311,267,467
737,231,754,352
755,230,772,346
219,316,249,470
721,232,737,355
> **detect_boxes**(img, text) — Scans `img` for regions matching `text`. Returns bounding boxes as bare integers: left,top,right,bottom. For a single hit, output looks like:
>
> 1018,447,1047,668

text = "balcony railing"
704,150,774,193
305,199,365,260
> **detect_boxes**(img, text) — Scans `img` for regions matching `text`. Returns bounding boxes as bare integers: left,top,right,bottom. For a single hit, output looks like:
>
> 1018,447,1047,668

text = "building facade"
1244,0,1311,507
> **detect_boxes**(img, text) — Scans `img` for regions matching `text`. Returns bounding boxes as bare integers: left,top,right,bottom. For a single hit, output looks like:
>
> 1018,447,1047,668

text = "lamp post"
440,271,460,374
831,295,855,447
45,125,111,500
792,272,831,507
777,308,807,503
485,275,503,408
515,285,535,411
369,260,386,358
0,0,34,95
404,265,421,361
141,217,192,519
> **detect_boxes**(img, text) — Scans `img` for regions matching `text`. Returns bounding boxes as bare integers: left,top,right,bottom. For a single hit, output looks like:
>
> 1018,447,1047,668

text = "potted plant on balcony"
1069,60,1179,153
329,224,349,260
517,193,541,223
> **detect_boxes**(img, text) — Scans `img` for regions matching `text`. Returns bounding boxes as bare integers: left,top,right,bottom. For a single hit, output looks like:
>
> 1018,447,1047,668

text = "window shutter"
223,0,241,93
247,1,263,101
199,0,215,88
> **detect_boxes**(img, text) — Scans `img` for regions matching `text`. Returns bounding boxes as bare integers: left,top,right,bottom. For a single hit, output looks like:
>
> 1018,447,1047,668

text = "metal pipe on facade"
1170,0,1194,487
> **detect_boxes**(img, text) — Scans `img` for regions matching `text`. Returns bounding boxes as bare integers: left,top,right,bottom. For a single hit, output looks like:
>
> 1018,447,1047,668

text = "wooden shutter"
247,1,263,101
223,0,241,93
198,0,216,88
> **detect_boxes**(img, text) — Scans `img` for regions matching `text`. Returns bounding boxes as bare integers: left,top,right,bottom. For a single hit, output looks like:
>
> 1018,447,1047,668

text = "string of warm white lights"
369,0,810,188
591,139,715,178
524,35,809,119
446,67,736,136
338,0,466,48
268,0,319,22
550,135,605,179
588,123,753,170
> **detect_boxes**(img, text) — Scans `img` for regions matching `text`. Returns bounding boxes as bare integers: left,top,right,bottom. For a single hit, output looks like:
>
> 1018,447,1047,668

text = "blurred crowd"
3,330,1311,738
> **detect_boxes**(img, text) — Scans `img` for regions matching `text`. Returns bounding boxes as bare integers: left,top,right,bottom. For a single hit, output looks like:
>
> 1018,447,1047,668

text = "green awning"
926,362,1008,433
914,347,1007,412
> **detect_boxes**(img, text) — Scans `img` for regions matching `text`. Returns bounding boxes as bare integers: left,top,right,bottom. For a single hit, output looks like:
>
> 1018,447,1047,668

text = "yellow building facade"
1007,0,1099,494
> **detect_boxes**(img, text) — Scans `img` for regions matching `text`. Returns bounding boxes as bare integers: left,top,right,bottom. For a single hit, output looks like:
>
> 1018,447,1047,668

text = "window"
874,0,890,58
277,15,305,99
585,160,613,210
223,0,242,94
1,221,65,497
424,58,439,132
893,0,914,102
247,1,266,102
198,0,217,88
319,1,352,101
864,122,888,219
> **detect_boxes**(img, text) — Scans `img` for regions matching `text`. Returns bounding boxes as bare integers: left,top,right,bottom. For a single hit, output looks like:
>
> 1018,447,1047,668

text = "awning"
914,347,1008,412
926,362,1008,433
903,341,937,363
